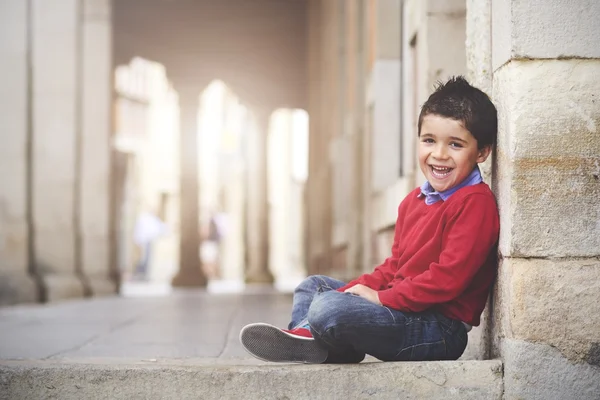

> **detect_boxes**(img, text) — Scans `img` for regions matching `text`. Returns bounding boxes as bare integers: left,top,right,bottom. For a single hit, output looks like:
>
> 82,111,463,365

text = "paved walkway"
0,287,292,365
0,287,505,399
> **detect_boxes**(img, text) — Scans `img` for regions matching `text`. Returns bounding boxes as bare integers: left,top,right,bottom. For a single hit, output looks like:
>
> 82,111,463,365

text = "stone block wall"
492,58,600,399
467,0,600,397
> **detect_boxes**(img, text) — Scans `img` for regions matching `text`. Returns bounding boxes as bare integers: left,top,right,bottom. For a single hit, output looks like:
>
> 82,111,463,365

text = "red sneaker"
282,327,313,338
239,323,328,363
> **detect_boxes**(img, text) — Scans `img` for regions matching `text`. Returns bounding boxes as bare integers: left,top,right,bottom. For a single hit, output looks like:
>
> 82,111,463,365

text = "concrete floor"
0,288,292,364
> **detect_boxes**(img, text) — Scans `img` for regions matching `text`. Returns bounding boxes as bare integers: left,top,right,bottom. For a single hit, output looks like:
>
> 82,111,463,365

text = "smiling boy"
240,76,500,364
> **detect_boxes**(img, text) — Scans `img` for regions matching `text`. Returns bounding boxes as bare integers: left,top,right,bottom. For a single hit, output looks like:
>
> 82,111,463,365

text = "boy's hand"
344,284,382,306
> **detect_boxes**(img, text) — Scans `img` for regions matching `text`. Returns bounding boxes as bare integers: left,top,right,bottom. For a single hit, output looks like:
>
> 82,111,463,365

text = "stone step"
0,359,503,400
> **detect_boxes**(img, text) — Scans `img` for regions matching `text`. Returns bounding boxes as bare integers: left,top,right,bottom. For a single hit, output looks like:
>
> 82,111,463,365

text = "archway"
113,57,181,295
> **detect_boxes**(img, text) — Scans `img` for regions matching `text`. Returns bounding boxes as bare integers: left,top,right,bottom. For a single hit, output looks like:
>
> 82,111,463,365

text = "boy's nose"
432,145,448,160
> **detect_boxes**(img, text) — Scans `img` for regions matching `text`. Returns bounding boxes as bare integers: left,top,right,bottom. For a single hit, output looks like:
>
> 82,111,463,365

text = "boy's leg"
289,275,346,329
239,322,329,363
308,291,468,362
239,275,349,364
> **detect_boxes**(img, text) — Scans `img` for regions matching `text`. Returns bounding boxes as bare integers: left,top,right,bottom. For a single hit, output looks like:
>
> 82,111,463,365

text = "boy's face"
418,114,491,193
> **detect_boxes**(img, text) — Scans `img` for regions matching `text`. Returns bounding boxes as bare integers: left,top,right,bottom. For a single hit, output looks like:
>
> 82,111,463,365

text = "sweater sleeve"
337,199,407,292
377,194,499,312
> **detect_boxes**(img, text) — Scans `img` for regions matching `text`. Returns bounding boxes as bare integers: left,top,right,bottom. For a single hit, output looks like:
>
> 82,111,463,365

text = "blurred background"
1,0,476,304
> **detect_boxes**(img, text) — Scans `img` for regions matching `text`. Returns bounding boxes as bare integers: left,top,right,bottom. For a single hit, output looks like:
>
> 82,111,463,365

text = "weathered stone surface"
83,0,111,17
492,0,600,70
0,359,503,400
0,290,502,399
466,0,493,184
493,258,600,364
245,110,273,284
460,299,491,361
373,227,394,266
32,0,79,292
44,274,86,302
466,0,491,95
371,59,401,193
426,13,466,86
427,0,467,14
494,60,600,258
87,277,116,297
375,0,401,59
502,339,600,400
0,291,292,360
0,271,37,307
0,0,38,306
80,0,113,296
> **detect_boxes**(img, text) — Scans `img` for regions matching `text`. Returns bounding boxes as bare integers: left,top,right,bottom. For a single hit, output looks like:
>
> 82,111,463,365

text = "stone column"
466,0,492,184
490,0,600,397
0,0,38,306
245,108,274,284
462,0,492,361
31,0,86,301
367,0,403,273
79,0,115,295
171,86,207,287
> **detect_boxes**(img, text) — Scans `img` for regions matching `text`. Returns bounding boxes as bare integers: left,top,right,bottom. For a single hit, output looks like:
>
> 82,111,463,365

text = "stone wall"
485,0,600,397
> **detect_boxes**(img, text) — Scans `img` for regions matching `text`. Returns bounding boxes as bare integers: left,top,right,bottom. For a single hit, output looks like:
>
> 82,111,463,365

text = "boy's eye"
450,142,463,148
421,138,435,143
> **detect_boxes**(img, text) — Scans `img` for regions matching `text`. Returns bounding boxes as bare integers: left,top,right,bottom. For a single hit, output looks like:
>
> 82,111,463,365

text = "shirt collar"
418,167,483,205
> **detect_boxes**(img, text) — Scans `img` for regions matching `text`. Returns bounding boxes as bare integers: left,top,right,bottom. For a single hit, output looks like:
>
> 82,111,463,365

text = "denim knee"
295,275,332,295
307,291,344,335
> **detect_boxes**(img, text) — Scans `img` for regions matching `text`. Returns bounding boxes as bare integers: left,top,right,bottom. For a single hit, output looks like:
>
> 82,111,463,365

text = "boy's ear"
476,145,492,163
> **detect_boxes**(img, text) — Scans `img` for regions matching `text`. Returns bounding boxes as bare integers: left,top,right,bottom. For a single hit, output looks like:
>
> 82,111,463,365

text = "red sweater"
338,183,499,326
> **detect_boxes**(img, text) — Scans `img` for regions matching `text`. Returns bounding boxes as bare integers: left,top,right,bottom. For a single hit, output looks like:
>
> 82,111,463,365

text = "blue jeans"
135,243,152,278
290,275,468,363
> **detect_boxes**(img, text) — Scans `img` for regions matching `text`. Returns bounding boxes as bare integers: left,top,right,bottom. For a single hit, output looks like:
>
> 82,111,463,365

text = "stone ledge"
0,359,503,400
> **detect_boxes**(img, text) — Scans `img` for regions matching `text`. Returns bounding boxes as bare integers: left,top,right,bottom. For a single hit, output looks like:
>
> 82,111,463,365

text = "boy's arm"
337,200,407,292
377,194,499,312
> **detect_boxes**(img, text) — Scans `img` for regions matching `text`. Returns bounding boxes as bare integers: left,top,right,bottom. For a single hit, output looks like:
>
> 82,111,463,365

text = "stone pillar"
462,0,492,361
367,0,403,274
490,0,600,397
79,0,115,295
466,0,492,184
0,0,38,306
31,0,86,301
306,0,335,277
171,87,207,287
245,108,274,284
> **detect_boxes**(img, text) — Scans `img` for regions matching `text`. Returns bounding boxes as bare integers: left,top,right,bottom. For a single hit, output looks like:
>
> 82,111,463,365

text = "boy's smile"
418,114,490,193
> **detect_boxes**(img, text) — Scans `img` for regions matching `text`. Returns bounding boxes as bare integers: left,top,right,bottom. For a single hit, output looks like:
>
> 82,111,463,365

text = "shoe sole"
239,323,328,364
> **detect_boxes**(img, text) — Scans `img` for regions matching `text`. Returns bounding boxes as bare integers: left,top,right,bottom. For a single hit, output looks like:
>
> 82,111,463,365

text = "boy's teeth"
431,166,452,177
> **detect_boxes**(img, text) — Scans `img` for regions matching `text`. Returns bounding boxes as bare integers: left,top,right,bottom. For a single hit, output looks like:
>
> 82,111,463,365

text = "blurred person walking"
132,210,168,281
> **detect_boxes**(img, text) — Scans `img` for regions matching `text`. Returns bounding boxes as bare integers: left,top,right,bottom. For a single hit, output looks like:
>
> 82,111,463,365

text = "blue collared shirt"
418,167,483,205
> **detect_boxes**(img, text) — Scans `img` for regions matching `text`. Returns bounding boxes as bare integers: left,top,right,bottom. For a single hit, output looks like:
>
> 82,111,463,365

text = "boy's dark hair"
417,76,497,149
